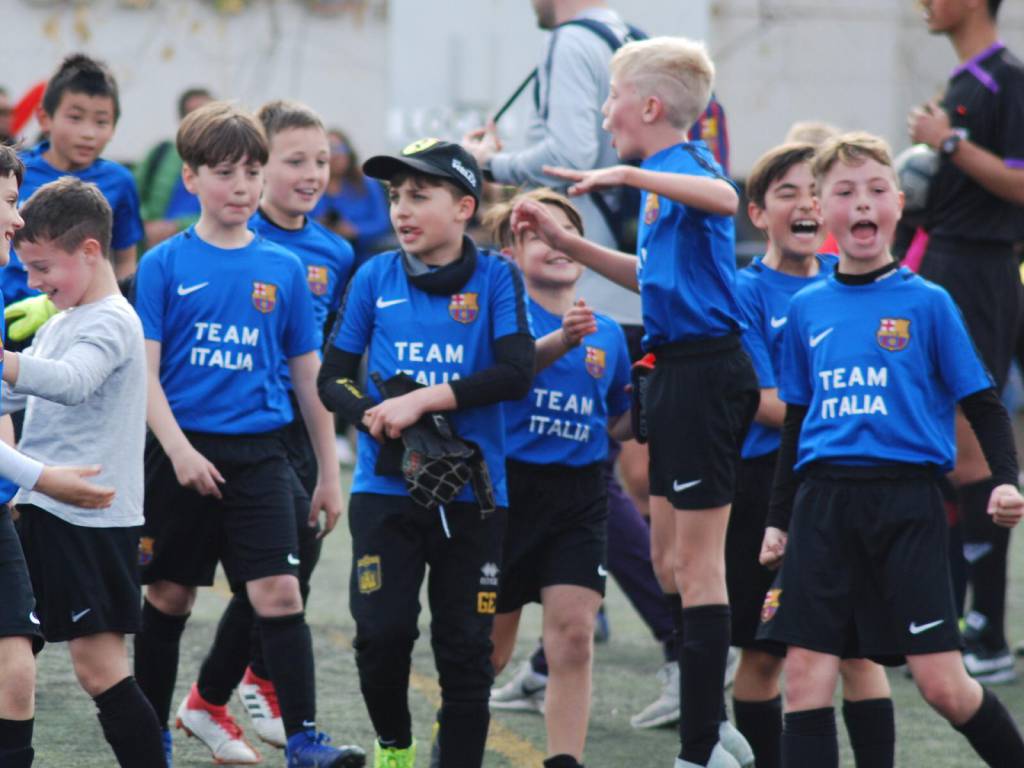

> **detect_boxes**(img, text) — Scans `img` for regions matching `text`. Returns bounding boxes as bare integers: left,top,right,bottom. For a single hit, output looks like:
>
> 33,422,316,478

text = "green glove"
5,295,59,342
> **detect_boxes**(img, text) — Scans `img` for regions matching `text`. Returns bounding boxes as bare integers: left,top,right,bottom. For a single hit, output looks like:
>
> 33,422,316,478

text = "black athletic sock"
248,621,269,680
842,698,895,768
781,707,838,768
734,696,782,768
954,688,1024,767
259,612,316,737
530,641,549,677
0,718,34,768
679,604,730,764
93,676,166,767
197,591,254,706
667,594,683,661
438,700,489,768
543,754,583,768
961,478,1009,646
134,600,189,727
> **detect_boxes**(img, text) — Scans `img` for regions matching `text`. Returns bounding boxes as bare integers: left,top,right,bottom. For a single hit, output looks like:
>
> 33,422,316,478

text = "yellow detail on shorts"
760,587,782,623
357,554,382,594
402,138,441,155
477,591,497,614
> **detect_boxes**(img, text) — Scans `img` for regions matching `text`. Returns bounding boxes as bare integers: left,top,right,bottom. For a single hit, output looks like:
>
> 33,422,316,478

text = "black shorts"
141,431,301,591
284,392,318,497
0,507,43,652
726,452,785,656
497,460,608,613
757,465,961,664
17,505,141,643
918,237,1021,390
647,336,760,509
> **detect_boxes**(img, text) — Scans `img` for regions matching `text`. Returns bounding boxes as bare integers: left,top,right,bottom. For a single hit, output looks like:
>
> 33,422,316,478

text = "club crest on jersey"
307,265,329,296
449,292,479,324
876,318,910,352
585,346,606,378
252,282,278,314
138,537,154,567
644,193,660,225
357,554,382,594
761,588,782,623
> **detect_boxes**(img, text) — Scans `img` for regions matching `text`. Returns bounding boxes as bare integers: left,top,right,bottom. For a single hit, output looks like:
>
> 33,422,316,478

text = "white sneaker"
630,662,680,729
723,647,739,690
719,721,754,767
175,684,261,764
238,666,286,748
674,742,741,768
489,660,546,713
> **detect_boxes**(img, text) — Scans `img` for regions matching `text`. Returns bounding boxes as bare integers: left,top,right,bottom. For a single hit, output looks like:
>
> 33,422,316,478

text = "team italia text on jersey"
134,228,319,434
505,303,630,466
635,140,743,350
779,267,993,471
331,247,531,507
736,254,836,459
2,142,143,303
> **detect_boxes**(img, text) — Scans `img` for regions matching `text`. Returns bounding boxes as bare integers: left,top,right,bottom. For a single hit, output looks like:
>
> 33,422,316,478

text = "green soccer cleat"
374,739,416,768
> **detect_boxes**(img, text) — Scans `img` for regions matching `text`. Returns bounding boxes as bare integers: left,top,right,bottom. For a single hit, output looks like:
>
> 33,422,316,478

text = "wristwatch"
940,128,968,158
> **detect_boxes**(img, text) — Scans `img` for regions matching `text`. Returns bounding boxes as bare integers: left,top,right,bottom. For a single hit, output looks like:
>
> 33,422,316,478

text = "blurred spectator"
312,128,392,265
134,86,213,251
0,87,13,145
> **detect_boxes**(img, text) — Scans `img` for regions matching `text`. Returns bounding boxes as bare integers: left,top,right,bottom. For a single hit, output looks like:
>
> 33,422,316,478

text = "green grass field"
31,473,1024,768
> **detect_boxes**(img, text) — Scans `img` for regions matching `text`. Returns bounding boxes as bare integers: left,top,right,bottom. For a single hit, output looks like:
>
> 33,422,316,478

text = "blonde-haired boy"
514,34,757,768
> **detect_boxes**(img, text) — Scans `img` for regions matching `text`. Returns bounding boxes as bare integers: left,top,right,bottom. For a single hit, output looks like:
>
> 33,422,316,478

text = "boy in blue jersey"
513,37,757,768
179,99,356,755
133,102,362,768
317,139,534,768
3,54,142,340
732,144,892,768
758,132,1024,768
482,188,629,768
7,177,164,766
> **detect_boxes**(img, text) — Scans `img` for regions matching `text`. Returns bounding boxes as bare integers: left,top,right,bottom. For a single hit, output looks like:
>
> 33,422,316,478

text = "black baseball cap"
363,138,482,203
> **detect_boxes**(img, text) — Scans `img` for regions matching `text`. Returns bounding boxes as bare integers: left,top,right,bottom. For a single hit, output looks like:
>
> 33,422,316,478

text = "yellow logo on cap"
402,138,441,156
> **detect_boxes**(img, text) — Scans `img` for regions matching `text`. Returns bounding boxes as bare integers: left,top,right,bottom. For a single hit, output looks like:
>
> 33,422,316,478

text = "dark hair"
42,53,120,122
327,127,365,190
257,100,325,140
14,177,112,258
746,143,816,209
0,145,24,187
988,0,1002,18
177,87,213,120
177,101,268,170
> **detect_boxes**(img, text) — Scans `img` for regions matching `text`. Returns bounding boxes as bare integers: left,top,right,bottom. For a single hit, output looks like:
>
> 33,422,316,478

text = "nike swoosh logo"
287,554,301,566
909,619,944,635
177,282,210,296
70,608,91,623
597,565,609,577
29,612,40,625
376,297,407,309
809,327,834,348
673,479,702,492
770,316,788,329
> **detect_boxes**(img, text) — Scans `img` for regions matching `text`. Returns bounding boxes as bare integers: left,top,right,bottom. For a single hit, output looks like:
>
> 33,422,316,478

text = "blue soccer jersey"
3,143,143,303
331,247,532,506
0,300,18,504
779,267,993,471
635,141,743,350
135,228,319,435
736,254,836,459
505,303,630,467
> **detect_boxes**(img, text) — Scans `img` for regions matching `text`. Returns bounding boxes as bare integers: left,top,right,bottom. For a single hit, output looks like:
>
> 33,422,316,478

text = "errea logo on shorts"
451,158,477,189
480,562,499,587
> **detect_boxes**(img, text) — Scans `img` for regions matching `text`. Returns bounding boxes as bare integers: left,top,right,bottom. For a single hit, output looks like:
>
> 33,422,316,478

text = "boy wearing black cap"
317,139,534,768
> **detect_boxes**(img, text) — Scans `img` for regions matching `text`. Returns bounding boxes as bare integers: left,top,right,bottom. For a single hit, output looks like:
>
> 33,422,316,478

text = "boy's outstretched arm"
512,199,639,292
534,299,597,372
289,351,343,538
144,340,225,499
960,387,1024,528
544,164,739,217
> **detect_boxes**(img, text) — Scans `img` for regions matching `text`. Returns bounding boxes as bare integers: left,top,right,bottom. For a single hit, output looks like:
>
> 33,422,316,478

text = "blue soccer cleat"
162,728,173,768
286,729,366,767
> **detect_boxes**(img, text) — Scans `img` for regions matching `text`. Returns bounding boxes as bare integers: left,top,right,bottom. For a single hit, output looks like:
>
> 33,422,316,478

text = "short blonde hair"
482,188,583,249
812,131,895,184
610,37,714,132
784,120,841,149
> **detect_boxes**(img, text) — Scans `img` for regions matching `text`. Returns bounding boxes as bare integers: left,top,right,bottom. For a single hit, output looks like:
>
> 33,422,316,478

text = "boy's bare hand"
309,480,343,538
759,526,788,569
988,484,1024,528
35,465,116,509
542,164,629,195
562,299,597,347
364,391,427,441
511,198,570,250
169,444,225,499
